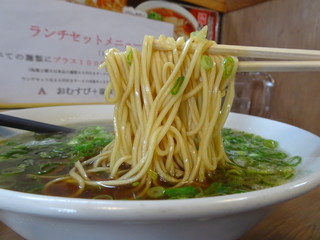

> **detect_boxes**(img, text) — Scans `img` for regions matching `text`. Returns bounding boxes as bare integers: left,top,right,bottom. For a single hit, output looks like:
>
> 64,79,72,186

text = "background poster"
0,0,173,107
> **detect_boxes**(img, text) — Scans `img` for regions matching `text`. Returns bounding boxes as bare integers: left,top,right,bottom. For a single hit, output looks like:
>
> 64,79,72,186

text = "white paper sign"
0,0,173,107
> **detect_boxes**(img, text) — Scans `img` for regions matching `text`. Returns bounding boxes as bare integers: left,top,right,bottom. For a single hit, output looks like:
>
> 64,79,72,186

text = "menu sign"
0,0,173,108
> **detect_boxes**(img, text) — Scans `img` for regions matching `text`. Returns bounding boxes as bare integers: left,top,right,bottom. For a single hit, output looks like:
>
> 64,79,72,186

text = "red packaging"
182,4,220,41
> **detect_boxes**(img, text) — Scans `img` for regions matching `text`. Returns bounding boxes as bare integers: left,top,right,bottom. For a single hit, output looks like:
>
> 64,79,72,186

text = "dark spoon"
0,113,74,133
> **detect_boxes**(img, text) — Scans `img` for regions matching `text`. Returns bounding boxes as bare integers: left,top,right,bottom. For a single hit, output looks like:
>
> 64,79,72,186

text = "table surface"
1,186,320,240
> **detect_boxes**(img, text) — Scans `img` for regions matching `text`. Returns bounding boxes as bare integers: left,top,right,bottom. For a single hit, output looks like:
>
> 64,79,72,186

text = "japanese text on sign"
0,0,173,107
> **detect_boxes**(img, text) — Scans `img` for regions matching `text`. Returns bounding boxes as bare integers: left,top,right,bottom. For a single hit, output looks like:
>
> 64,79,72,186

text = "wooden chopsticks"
212,44,320,72
237,61,320,72
153,40,320,72
209,44,320,60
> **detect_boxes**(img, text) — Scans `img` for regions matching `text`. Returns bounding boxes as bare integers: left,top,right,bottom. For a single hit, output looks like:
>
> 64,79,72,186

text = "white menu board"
0,0,173,108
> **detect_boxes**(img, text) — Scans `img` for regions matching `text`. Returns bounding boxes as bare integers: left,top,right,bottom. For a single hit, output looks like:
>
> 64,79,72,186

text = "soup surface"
0,123,301,200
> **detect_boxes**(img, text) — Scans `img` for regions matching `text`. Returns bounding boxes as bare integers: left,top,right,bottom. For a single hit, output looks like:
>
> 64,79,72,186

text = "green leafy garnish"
222,128,301,189
0,126,114,192
285,156,302,167
68,126,114,159
147,186,165,199
132,181,140,187
201,55,213,70
0,165,25,175
164,186,198,199
126,49,133,66
147,12,163,21
0,124,301,199
223,56,235,79
0,145,30,161
190,30,206,39
37,163,64,175
171,76,185,95
148,169,158,181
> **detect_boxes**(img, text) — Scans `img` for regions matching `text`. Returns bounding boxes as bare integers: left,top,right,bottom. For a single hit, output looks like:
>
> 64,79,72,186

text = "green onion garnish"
132,181,140,187
164,186,198,199
223,56,235,79
190,31,206,39
171,76,185,95
148,169,158,181
201,55,213,70
126,49,133,66
286,156,302,166
147,12,163,21
37,163,63,175
147,186,165,199
0,166,25,176
263,139,278,149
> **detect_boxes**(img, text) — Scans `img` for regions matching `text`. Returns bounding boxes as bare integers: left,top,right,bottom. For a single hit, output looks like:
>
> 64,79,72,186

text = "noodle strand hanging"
45,27,239,197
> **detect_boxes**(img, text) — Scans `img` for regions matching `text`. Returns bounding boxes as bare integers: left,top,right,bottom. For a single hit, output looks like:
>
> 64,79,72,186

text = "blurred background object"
135,1,220,41
221,0,320,136
180,0,270,13
0,0,173,108
65,0,128,12
232,72,274,117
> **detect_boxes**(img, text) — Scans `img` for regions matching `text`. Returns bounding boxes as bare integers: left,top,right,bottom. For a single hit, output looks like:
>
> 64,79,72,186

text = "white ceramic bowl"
136,1,199,36
0,105,319,240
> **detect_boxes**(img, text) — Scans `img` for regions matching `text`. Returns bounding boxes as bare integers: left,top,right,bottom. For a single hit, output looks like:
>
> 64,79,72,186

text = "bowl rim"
0,105,319,221
0,174,318,221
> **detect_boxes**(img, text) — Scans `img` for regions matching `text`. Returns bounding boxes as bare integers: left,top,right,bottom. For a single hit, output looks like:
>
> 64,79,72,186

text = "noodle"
45,27,239,197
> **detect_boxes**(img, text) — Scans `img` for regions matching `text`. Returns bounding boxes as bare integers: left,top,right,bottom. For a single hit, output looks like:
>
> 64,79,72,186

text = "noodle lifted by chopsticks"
48,27,239,197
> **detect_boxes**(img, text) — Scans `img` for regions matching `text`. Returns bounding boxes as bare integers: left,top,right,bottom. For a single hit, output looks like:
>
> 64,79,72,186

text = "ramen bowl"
136,1,199,39
0,105,319,240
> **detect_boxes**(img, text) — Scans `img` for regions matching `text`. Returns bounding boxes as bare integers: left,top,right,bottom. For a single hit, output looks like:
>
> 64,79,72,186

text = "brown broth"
0,124,300,200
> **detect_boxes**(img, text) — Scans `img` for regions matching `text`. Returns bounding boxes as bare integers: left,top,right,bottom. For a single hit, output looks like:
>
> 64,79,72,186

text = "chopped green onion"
271,151,288,160
37,163,63,175
223,56,235,79
190,31,206,39
203,182,222,195
0,146,29,160
263,139,278,149
132,181,140,187
147,186,165,199
0,166,25,176
98,61,106,69
126,49,133,66
147,12,163,21
148,169,158,181
25,184,44,194
164,186,198,199
286,156,302,166
171,76,185,95
201,55,213,70
226,168,244,176
247,166,277,175
67,126,114,159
